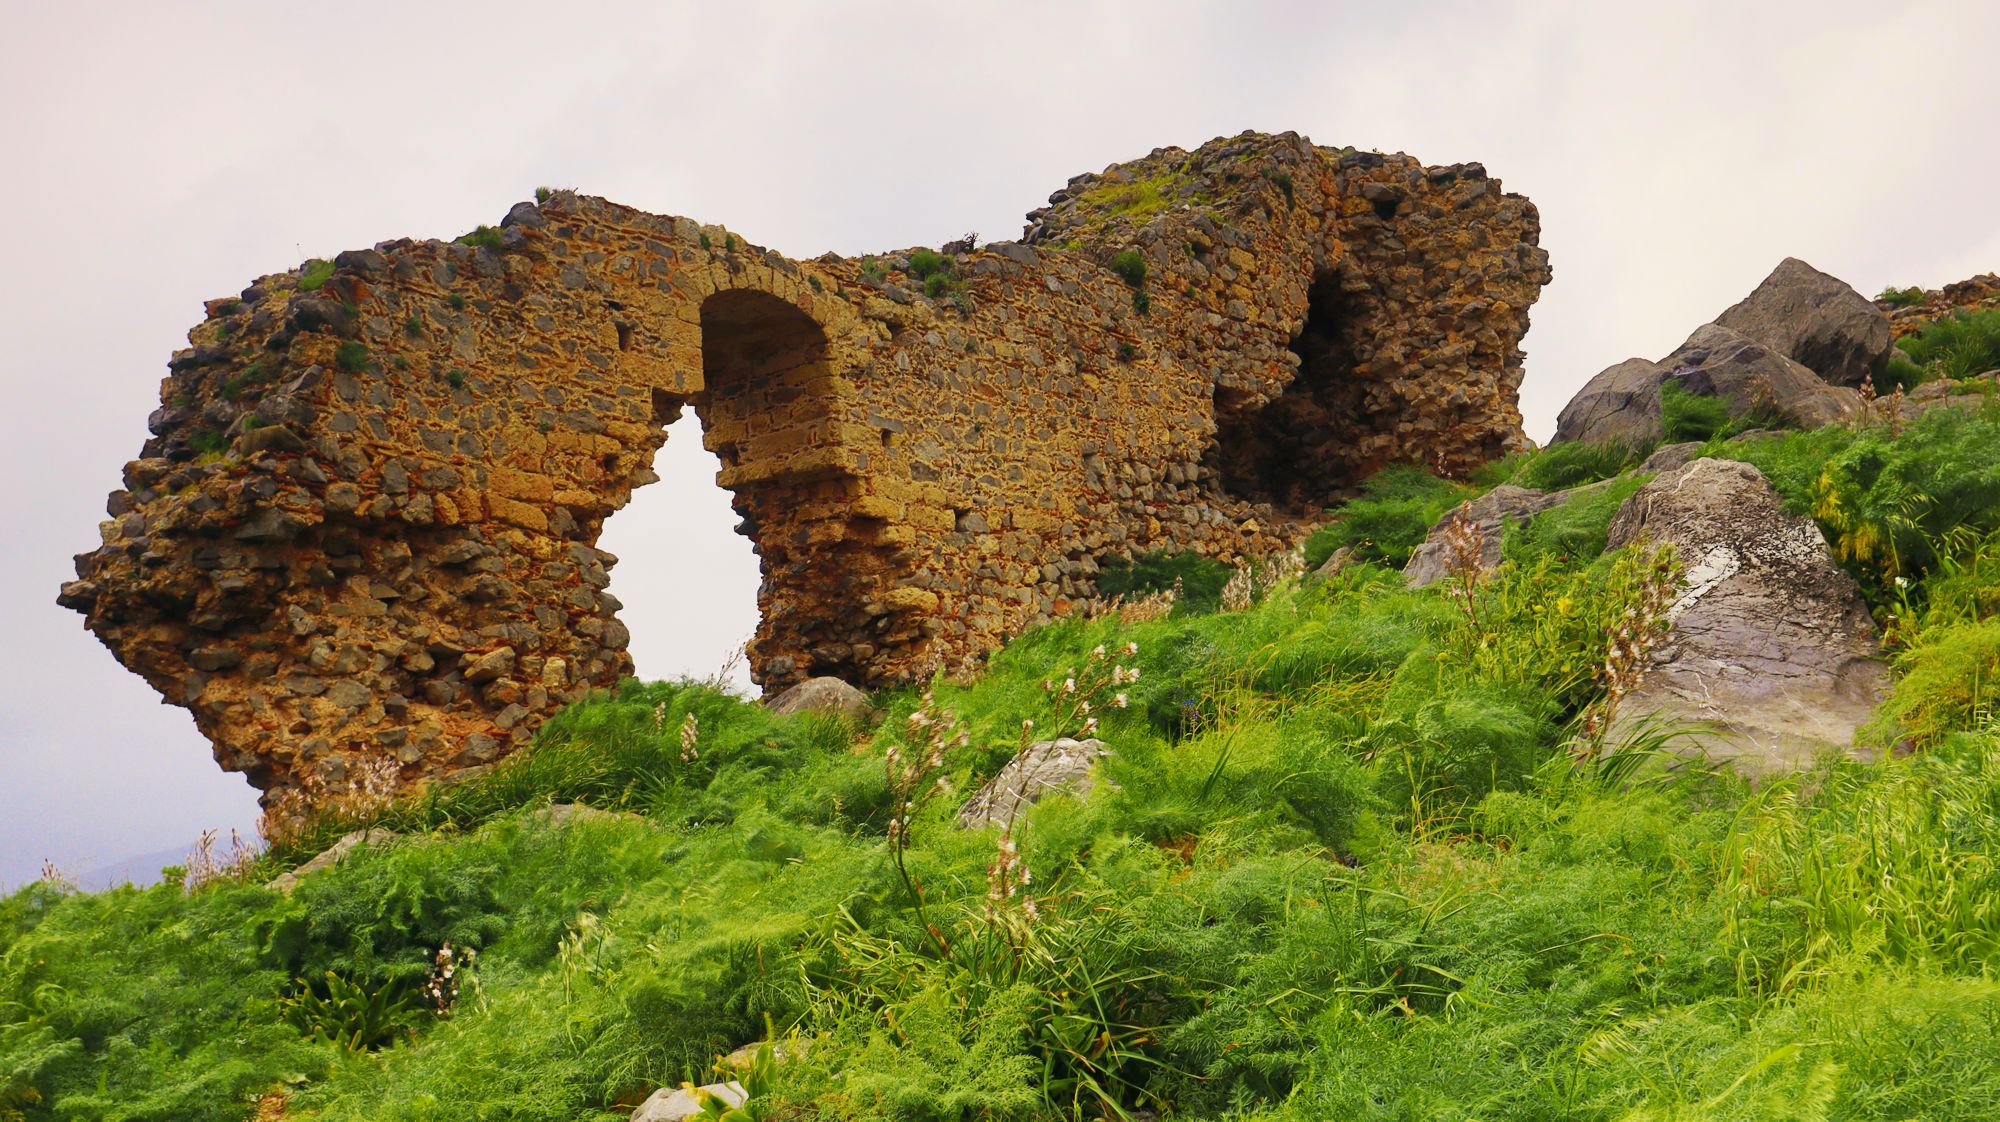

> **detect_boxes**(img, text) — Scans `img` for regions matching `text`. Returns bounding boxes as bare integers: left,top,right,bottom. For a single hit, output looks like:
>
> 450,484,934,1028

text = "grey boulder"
1713,257,1892,389
631,1081,746,1122
957,737,1110,828
1551,356,1670,447
1403,478,1622,587
1555,324,1860,445
1603,457,1888,774
764,676,872,722
266,828,394,894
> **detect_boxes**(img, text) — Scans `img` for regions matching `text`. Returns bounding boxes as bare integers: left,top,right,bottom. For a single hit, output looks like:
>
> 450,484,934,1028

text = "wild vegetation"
11,405,2000,1121
1894,307,2000,383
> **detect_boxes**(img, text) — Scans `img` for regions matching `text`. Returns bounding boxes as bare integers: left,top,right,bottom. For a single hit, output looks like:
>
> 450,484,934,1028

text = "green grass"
1108,250,1147,289
1659,379,1736,442
298,259,334,292
1476,439,1646,492
19,409,2000,1120
1302,464,1472,570
1502,472,1651,568
1093,550,1231,615
455,225,502,250
1897,307,2000,381
1878,285,1927,309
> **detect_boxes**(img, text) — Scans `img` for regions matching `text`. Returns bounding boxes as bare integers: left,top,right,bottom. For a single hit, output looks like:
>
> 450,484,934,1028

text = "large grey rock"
764,676,872,722
1555,325,1860,445
1638,441,1704,475
957,738,1110,828
1403,478,1622,587
1603,457,1888,774
1713,257,1892,389
266,828,394,894
1551,356,1669,447
631,1081,746,1122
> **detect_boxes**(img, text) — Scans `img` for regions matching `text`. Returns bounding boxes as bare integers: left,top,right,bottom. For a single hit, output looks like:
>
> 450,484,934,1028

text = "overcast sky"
4,0,1997,888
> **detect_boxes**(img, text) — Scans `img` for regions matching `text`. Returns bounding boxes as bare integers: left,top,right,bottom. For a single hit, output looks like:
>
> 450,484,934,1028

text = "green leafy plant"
298,258,335,292
1878,285,1927,309
334,341,369,374
1108,250,1147,289
689,1041,777,1121
279,970,418,1051
189,429,229,455
220,359,276,400
455,225,502,250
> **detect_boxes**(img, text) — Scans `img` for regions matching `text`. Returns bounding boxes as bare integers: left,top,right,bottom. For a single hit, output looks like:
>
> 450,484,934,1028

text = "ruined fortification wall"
60,131,1548,807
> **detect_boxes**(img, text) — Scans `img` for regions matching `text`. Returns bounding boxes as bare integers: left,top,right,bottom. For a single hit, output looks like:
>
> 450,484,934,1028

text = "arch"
627,289,901,692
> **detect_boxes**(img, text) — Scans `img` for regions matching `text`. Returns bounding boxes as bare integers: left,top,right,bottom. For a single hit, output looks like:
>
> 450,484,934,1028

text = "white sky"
4,0,1998,887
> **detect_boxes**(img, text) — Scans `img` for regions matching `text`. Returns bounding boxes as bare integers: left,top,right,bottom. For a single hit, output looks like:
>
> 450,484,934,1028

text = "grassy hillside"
10,403,2000,1121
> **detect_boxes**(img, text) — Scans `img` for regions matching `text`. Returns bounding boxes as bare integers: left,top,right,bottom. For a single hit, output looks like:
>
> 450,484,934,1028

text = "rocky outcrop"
1713,257,1892,388
1879,272,2000,340
1555,261,1875,445
1604,458,1888,773
957,737,1111,828
1555,324,1861,445
60,130,1550,810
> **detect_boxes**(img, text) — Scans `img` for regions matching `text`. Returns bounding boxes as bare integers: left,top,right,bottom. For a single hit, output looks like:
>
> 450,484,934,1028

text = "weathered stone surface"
1550,357,1668,447
1403,477,1626,586
1713,257,1892,388
763,676,872,721
1604,458,1888,774
1314,544,1360,578
1880,272,2000,340
62,130,1550,811
1638,441,1704,474
266,827,394,894
1556,324,1860,445
957,737,1110,828
1404,484,1566,587
631,1081,746,1122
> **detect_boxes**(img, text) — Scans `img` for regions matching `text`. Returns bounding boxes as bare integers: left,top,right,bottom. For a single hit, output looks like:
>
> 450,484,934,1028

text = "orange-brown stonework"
60,131,1549,806
1881,273,2000,339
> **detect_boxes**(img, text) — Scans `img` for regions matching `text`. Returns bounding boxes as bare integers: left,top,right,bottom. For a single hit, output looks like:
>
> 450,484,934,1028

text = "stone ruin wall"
1881,272,2000,340
59,131,1550,808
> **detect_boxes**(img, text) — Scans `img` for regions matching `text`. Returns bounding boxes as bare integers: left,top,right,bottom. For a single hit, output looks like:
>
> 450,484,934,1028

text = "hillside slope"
12,395,2000,1121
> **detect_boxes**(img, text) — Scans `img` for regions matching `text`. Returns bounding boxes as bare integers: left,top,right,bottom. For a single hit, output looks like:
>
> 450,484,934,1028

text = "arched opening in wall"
594,407,760,693
1206,270,1379,514
594,290,840,697
695,290,880,691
